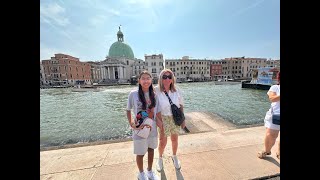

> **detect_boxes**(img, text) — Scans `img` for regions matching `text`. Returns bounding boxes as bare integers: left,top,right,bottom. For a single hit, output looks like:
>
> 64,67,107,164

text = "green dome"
108,41,134,59
108,26,134,59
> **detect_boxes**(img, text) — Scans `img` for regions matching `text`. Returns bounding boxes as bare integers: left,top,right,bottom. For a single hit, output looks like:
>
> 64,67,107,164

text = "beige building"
86,61,103,84
145,54,164,82
220,57,268,79
165,56,211,82
132,59,146,78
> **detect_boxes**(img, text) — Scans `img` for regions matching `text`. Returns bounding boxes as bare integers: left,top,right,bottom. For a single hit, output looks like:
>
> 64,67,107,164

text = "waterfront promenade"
40,112,280,180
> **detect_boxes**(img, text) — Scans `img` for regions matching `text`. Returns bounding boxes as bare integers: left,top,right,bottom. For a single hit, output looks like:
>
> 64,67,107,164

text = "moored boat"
241,67,279,90
71,85,102,92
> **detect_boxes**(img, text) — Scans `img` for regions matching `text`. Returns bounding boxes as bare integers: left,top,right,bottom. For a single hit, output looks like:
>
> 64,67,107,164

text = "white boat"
214,81,241,85
241,67,279,90
187,78,193,82
214,78,240,85
71,85,102,92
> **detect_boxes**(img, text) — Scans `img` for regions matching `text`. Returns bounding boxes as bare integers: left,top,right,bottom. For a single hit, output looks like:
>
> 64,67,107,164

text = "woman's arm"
156,112,163,131
148,107,154,119
126,110,135,127
127,110,142,130
180,105,186,129
267,91,280,102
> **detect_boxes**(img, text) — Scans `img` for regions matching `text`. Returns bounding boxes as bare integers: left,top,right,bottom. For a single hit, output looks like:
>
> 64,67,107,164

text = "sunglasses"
162,74,172,80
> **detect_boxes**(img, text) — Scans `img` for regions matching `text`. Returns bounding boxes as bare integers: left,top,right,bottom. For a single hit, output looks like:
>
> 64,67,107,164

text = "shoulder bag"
271,106,280,125
270,85,280,125
164,90,185,126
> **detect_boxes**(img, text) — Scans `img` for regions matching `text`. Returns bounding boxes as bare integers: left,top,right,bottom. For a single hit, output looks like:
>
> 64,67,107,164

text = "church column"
101,66,104,80
122,67,127,79
105,66,108,79
113,67,115,79
119,67,123,79
108,67,110,79
100,66,103,79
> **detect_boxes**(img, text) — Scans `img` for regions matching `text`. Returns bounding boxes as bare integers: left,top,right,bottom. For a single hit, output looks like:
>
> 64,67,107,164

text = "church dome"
108,26,134,59
109,41,134,59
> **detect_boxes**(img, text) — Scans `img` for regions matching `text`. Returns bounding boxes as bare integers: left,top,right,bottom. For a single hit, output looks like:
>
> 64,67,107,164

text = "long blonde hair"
158,69,177,92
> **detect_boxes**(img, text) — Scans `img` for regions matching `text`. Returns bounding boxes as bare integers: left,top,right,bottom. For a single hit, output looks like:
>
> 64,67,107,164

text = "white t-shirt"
126,89,157,140
268,85,280,114
155,86,184,116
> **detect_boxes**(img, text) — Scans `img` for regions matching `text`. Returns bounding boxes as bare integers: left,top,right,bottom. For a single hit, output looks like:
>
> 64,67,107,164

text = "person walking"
258,71,280,159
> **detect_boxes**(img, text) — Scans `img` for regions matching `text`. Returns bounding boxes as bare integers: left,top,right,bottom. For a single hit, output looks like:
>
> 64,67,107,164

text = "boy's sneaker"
172,155,181,169
137,171,148,180
147,170,159,180
156,157,163,172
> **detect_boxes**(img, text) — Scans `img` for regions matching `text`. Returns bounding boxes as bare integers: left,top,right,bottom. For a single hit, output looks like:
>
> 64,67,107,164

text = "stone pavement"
40,112,280,180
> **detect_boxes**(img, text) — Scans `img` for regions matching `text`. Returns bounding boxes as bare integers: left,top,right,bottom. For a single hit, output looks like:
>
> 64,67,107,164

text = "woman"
155,69,185,171
126,70,159,180
258,71,280,159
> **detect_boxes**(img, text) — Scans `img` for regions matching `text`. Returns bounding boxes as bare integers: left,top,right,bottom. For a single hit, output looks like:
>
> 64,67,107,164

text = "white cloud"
40,2,69,26
89,15,108,26
40,15,73,41
127,0,172,7
40,43,68,60
232,0,266,17
118,0,170,32
109,9,120,16
40,0,193,60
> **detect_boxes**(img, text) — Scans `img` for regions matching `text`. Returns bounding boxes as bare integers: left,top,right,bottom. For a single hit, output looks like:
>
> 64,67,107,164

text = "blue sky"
40,0,280,61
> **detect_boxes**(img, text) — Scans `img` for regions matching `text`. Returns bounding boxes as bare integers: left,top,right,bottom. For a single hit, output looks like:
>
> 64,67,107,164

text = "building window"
152,68,156,73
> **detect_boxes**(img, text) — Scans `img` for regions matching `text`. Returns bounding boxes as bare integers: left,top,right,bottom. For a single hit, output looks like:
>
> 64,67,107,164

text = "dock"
40,112,280,180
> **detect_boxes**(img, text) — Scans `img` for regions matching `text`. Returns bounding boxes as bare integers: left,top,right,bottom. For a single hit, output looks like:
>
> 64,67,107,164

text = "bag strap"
163,90,174,105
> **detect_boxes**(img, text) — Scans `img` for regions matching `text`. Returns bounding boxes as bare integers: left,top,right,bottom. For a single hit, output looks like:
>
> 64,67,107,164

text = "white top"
155,86,184,116
126,89,157,139
268,85,280,114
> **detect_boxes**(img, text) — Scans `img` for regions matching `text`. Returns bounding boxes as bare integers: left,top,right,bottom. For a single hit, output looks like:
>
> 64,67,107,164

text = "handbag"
272,114,280,125
134,117,153,138
270,105,280,125
164,90,185,126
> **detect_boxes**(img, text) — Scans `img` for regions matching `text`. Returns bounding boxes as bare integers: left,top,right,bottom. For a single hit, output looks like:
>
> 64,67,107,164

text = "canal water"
40,82,270,148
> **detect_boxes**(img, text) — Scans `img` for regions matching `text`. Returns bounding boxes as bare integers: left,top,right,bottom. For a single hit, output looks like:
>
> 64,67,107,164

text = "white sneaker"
137,171,148,180
156,157,163,172
172,155,181,169
147,170,159,180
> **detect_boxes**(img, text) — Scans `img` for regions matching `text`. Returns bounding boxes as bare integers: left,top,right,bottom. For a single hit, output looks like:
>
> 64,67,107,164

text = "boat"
214,81,241,85
187,78,193,82
241,67,279,90
214,78,241,85
71,85,102,92
130,76,138,85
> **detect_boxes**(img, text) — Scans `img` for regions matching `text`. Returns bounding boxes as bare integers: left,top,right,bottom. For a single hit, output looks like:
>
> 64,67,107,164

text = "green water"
40,82,269,147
